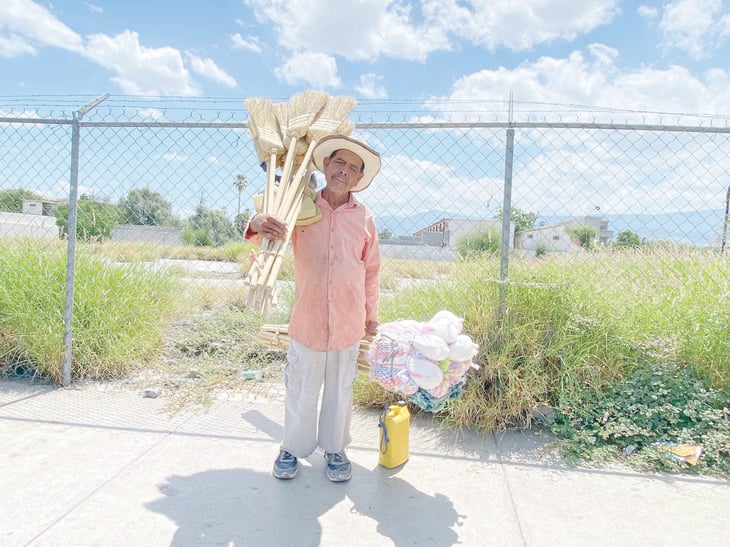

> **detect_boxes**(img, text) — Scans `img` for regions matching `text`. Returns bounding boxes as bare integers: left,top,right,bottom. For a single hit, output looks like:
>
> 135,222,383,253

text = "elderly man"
246,135,381,482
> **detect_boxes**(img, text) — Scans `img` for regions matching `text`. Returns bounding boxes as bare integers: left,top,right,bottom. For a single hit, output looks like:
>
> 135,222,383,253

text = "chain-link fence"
2,95,729,385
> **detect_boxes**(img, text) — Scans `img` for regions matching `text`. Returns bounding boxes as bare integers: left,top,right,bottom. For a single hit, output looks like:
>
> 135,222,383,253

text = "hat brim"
312,135,381,192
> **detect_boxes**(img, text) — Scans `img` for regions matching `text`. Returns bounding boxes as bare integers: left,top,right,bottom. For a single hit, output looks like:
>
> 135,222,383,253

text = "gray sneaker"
272,449,298,480
324,451,352,482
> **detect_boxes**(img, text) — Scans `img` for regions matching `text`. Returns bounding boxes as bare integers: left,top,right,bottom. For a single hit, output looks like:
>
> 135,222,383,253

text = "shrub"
614,229,642,248
0,242,179,382
566,225,597,250
456,228,500,258
56,199,121,242
182,228,213,247
553,362,730,476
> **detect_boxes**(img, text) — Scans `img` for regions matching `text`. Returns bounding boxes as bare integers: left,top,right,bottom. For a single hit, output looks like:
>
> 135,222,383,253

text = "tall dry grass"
363,247,730,431
0,241,180,382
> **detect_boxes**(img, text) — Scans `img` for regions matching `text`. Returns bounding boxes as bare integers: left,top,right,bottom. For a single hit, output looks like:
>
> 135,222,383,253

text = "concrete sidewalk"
1,379,728,547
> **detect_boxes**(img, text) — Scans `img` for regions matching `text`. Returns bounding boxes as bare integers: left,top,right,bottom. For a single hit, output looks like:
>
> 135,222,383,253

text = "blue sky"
2,0,730,243
2,0,730,113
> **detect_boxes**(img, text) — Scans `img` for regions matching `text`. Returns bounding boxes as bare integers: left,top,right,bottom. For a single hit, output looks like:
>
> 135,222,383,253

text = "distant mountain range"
376,209,729,247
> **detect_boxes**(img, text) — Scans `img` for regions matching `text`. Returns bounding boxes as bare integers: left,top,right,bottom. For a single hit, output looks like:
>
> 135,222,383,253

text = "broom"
244,98,283,215
271,101,289,203
258,161,317,314
252,91,328,312
255,97,357,314
244,97,284,307
243,100,267,305
255,150,318,314
273,90,328,217
257,323,374,374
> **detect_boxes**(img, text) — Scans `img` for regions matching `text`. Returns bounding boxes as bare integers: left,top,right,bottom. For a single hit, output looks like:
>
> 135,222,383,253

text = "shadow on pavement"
146,408,462,545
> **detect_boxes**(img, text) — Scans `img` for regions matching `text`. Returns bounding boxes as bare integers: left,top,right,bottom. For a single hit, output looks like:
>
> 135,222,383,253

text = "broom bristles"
307,96,357,140
273,102,288,138
335,119,356,136
286,90,328,138
249,99,284,153
246,98,271,163
246,120,269,163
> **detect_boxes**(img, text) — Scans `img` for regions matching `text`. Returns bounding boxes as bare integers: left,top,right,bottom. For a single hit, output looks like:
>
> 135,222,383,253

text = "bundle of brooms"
257,323,374,374
244,90,357,315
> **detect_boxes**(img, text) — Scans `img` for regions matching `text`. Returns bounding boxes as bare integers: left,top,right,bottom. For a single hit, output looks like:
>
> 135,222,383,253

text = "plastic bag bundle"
367,310,479,412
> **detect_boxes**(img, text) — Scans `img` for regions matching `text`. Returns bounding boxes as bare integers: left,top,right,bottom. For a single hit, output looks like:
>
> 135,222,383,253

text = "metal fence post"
722,186,730,254
62,94,109,386
498,96,516,318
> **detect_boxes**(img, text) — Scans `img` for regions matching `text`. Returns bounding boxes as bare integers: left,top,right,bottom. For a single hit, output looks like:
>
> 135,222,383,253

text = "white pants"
282,338,360,458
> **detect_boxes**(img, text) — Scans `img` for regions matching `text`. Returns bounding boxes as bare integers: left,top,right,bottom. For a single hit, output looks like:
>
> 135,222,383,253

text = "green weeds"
0,241,179,382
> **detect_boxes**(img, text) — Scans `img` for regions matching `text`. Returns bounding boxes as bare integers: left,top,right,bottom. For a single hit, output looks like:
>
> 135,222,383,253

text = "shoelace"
327,453,346,465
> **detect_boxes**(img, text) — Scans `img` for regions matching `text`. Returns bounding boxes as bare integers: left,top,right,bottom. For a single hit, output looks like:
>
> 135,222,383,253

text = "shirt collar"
316,189,360,210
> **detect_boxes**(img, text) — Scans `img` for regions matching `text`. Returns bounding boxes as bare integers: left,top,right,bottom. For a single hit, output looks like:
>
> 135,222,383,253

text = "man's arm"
363,213,381,336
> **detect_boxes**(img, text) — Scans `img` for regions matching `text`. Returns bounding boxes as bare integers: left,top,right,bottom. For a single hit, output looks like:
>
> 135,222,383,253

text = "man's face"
323,149,364,193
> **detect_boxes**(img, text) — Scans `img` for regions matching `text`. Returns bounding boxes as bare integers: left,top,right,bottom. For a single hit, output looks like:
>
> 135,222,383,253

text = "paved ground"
1,378,728,547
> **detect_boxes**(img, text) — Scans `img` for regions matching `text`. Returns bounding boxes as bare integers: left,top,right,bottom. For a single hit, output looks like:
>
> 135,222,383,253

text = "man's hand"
250,213,287,240
365,320,379,336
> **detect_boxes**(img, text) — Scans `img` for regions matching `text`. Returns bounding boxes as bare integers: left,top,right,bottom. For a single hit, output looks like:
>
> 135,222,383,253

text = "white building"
111,225,183,246
515,215,613,256
514,225,581,256
413,218,514,249
0,211,59,240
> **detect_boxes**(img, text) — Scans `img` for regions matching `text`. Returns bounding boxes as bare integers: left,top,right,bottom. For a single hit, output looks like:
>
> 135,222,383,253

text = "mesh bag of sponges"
366,311,480,412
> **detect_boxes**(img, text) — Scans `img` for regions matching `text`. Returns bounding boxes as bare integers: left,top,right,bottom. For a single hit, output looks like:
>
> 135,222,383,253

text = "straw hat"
312,135,381,192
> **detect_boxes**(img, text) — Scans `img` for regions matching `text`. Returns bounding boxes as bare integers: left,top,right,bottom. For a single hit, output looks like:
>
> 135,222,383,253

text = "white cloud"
0,0,83,52
440,45,730,118
84,2,103,14
83,30,200,96
373,152,501,218
162,152,189,162
243,0,447,63
243,0,621,91
231,33,262,53
356,73,387,99
274,50,341,87
134,108,164,120
637,5,658,19
0,34,36,57
186,52,237,88
658,0,729,60
1,0,237,96
424,0,620,51
244,0,618,65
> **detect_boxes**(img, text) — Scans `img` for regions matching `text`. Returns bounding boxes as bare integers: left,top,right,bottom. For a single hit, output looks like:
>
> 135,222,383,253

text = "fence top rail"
3,116,730,134
357,120,730,133
0,116,72,125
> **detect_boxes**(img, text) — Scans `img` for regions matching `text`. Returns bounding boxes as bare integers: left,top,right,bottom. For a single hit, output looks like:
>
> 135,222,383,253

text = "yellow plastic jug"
378,402,410,468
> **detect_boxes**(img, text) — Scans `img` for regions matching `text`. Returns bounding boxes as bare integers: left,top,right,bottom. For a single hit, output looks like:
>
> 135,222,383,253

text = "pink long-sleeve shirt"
247,190,380,352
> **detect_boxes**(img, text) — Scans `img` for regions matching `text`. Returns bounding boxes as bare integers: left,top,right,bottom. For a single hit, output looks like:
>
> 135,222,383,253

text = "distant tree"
119,188,174,226
183,205,236,247
567,225,598,250
0,188,46,213
495,206,537,233
182,228,213,247
614,229,642,248
234,209,251,236
378,228,393,240
456,228,500,259
55,198,122,242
